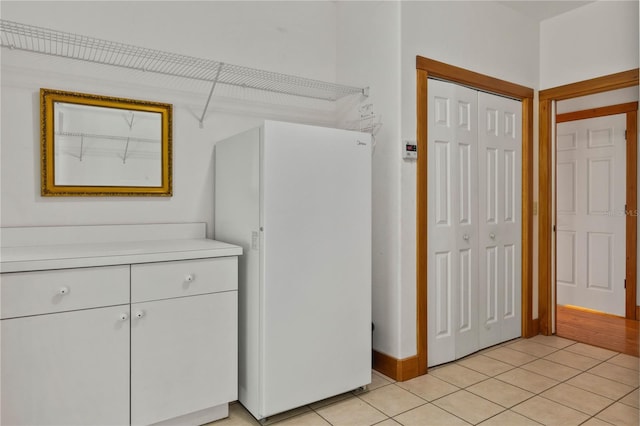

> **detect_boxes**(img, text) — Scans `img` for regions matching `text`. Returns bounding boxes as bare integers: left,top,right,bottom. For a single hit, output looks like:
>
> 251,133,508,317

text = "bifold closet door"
427,79,480,367
427,79,522,367
477,92,522,349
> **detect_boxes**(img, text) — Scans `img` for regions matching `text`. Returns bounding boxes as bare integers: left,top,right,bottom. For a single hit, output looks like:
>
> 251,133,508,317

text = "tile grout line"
354,383,434,423
392,338,634,426
477,408,543,426
500,347,636,424
309,386,392,426
583,386,640,425
423,345,542,424
418,393,500,426
427,355,537,425
433,342,627,425
268,338,635,426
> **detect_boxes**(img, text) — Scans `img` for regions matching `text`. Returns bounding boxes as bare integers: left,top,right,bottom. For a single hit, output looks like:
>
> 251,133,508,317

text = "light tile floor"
208,336,639,426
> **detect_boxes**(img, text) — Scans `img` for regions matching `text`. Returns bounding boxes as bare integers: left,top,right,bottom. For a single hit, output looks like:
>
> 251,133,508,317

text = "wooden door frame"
416,56,534,375
555,102,638,320
538,69,640,335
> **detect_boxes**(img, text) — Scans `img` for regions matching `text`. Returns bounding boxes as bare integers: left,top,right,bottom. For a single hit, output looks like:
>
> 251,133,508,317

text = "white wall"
336,1,539,360
0,1,341,237
397,1,539,358
540,0,639,90
336,1,402,360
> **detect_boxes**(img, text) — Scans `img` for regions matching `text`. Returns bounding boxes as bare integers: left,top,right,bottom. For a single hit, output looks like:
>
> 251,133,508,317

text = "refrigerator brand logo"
356,140,368,146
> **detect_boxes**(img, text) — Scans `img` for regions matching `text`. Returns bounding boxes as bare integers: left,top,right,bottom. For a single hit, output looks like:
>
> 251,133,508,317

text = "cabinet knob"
119,313,129,321
463,234,470,241
185,274,195,283
58,286,70,295
490,233,496,240
135,310,145,319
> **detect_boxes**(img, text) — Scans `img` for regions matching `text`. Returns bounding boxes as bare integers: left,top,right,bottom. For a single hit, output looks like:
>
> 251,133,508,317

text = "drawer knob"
58,286,70,295
185,274,195,283
119,313,129,321
135,310,145,319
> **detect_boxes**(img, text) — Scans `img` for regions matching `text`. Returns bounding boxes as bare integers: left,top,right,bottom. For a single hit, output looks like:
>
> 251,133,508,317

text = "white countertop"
1,238,243,273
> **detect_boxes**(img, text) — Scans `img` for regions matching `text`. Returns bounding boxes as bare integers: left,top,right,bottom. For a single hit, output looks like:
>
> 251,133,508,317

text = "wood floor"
556,305,639,357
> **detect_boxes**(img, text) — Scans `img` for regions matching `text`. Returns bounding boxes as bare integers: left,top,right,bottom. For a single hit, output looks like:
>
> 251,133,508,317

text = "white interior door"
428,79,522,367
556,114,626,316
427,79,479,366
477,92,522,348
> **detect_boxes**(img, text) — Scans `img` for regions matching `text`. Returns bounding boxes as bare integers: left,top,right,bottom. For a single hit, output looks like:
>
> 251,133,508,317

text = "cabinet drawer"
1,265,129,319
131,257,237,303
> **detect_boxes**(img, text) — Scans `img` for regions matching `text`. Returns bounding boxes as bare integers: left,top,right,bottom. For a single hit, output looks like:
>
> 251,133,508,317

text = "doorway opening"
538,69,640,337
554,102,638,353
555,104,637,317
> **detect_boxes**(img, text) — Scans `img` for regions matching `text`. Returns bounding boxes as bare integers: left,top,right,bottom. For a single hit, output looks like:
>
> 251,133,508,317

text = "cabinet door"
1,305,130,426
131,291,237,425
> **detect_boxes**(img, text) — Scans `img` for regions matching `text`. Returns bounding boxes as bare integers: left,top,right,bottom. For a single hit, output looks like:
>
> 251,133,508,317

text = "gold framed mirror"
40,88,172,196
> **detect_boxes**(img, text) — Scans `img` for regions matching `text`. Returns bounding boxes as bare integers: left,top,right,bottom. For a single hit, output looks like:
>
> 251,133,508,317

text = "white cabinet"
2,305,131,426
0,226,241,426
0,265,130,318
1,265,130,426
131,292,237,425
130,258,238,425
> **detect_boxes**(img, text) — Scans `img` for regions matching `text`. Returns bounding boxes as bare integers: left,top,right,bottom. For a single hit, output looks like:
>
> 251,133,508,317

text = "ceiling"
498,1,595,22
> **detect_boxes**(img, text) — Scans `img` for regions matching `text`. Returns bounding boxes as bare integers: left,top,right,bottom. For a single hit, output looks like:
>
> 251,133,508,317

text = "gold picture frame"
40,88,173,196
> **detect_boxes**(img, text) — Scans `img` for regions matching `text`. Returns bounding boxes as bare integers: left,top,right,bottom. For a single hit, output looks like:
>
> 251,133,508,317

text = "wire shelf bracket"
199,63,223,128
0,19,369,126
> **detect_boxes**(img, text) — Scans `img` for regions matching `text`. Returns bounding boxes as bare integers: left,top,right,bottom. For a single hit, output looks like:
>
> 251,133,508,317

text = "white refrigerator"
214,120,371,421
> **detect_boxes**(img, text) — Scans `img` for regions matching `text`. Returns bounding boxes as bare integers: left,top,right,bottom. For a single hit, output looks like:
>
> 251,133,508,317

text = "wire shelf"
0,19,367,102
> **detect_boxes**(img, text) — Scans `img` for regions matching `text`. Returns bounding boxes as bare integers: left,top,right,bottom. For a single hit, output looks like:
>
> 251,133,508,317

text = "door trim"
555,102,638,319
416,56,534,375
539,69,640,334
557,102,639,123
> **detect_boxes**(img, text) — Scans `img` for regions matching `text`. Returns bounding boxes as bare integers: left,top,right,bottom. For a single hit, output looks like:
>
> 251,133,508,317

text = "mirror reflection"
54,102,162,187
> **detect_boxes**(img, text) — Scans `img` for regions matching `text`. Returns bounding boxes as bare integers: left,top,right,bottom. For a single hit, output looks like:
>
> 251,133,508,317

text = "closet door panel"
459,143,472,225
485,245,499,325
504,149,516,223
453,86,480,360
428,81,522,366
428,79,479,365
504,243,517,319
434,141,452,226
499,100,522,341
428,80,457,366
434,251,452,339
458,248,472,333
485,148,499,224
478,92,522,347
